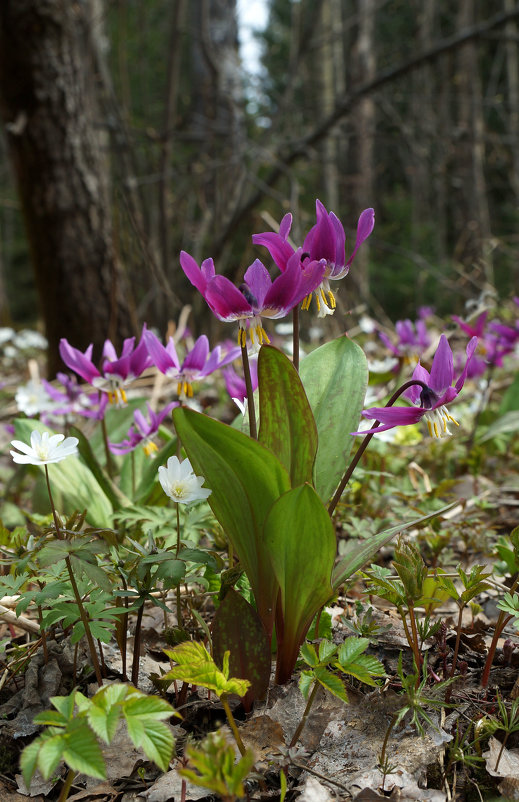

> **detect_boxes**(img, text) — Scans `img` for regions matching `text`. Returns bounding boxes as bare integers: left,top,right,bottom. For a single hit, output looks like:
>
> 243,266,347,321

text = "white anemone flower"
15,380,56,417
158,456,211,505
10,430,79,465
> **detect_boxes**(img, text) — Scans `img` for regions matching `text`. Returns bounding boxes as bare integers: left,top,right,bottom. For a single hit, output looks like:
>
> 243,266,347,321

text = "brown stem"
495,731,510,772
481,575,519,688
131,602,145,687
57,768,76,802
65,556,103,686
44,465,63,539
241,343,257,439
221,694,246,756
290,680,320,747
292,305,300,372
328,379,429,517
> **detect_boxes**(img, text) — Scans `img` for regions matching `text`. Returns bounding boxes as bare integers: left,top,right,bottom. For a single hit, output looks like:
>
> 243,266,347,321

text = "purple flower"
253,201,374,317
109,402,177,456
59,326,151,405
180,249,325,347
379,319,431,360
144,330,240,398
353,335,478,439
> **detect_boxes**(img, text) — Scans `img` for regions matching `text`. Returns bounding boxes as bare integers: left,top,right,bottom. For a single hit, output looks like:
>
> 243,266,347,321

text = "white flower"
158,456,211,504
13,329,48,350
15,380,55,417
10,430,79,465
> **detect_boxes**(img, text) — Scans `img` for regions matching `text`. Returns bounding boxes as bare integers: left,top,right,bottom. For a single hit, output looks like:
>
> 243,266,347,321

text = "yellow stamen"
315,294,321,313
426,419,433,437
187,382,193,398
301,294,311,311
433,421,439,438
177,381,182,396
256,325,270,345
250,327,255,345
108,390,114,404
144,441,158,457
328,290,336,309
120,388,127,404
447,413,459,426
320,288,328,305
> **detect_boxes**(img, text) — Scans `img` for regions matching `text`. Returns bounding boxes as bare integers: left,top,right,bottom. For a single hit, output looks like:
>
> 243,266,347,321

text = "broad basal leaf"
299,336,368,503
263,484,335,684
258,345,317,487
173,407,290,636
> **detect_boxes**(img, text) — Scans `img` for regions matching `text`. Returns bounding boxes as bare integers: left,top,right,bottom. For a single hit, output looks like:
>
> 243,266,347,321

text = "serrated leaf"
300,641,318,668
313,666,349,703
87,704,121,744
337,637,371,665
135,719,175,771
37,734,65,780
298,670,315,700
62,719,106,779
20,738,40,788
299,336,368,502
258,345,317,487
163,641,250,697
51,693,76,720
318,639,337,665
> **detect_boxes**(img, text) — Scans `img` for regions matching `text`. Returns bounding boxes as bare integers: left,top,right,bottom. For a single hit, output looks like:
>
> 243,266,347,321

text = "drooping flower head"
144,330,239,398
353,335,478,439
180,249,326,347
59,326,151,405
109,401,177,456
11,430,79,465
253,201,375,317
158,456,211,504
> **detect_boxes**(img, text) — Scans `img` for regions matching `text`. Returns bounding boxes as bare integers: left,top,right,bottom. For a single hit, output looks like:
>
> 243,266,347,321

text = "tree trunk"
0,0,135,375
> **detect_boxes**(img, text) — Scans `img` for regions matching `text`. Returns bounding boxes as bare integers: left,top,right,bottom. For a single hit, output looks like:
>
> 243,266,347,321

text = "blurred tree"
0,0,135,374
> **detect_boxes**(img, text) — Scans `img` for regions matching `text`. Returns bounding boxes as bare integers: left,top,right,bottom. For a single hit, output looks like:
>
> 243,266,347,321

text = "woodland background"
1,0,519,373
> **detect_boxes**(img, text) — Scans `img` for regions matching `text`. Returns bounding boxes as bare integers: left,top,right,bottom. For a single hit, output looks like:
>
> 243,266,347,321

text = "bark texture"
0,0,135,374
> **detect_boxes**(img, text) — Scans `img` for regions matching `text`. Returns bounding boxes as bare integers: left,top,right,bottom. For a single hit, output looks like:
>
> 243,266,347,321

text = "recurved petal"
345,208,375,268
429,334,454,393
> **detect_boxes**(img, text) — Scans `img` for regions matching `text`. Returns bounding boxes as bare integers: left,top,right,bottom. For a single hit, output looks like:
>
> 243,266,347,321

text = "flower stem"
221,694,247,756
292,305,300,372
100,415,114,477
44,465,103,685
175,503,183,627
328,379,429,518
57,768,76,802
131,602,145,687
65,556,103,686
290,680,320,747
241,343,257,439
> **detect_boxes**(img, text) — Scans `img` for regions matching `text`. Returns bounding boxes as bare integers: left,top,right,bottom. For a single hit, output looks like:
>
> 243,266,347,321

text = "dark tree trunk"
0,0,135,375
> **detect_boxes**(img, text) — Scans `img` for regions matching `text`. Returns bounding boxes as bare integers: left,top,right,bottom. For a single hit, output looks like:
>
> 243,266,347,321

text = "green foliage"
299,636,385,704
179,730,255,800
21,685,178,787
393,654,453,736
299,336,368,503
258,344,317,487
437,564,492,608
163,641,251,699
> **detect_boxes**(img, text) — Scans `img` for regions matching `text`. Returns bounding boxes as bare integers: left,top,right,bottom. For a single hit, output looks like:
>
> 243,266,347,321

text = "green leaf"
317,639,337,665
258,345,317,487
172,407,290,636
62,718,106,779
86,705,121,744
20,739,40,788
337,638,385,686
298,670,315,700
299,336,368,503
300,641,318,668
70,424,130,510
37,734,66,780
313,666,349,704
132,719,174,772
163,641,250,697
13,418,113,528
478,411,519,442
332,500,461,590
263,484,336,683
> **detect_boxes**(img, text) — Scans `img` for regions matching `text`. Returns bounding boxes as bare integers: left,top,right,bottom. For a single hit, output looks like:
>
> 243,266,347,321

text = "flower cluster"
180,200,374,345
